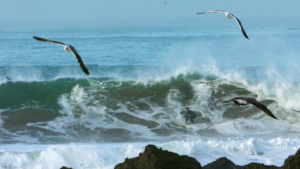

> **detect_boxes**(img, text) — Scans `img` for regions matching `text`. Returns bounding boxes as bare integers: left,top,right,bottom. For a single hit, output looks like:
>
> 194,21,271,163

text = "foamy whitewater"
1,20,300,168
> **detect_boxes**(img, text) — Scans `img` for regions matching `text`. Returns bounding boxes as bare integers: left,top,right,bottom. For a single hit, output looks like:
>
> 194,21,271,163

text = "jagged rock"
115,145,300,169
203,157,242,169
284,155,294,165
60,167,72,169
244,163,279,169
282,149,300,169
114,144,201,169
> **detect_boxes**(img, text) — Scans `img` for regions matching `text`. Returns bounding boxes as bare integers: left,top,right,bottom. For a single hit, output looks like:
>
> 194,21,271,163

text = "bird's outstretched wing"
222,99,234,103
222,97,245,103
292,109,300,113
231,15,249,40
33,36,67,46
195,10,225,14
69,45,90,75
250,101,277,119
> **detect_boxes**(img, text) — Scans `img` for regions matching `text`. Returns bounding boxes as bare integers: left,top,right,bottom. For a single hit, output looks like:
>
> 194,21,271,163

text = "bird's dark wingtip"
268,112,278,120
83,69,90,75
33,36,42,40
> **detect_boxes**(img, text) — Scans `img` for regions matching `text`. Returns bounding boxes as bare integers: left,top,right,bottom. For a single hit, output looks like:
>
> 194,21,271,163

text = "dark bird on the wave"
195,10,249,40
5,77,11,81
222,97,277,119
292,109,300,113
33,36,89,75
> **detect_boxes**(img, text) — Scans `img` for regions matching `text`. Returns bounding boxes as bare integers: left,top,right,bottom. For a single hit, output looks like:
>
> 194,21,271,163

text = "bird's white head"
64,45,72,52
225,12,233,19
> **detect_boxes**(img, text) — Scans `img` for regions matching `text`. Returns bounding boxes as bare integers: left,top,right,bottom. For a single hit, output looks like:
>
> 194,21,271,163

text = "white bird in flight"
195,10,249,40
33,36,90,75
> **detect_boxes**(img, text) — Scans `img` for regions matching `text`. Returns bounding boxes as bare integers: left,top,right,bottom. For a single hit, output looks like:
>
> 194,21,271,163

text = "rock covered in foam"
114,144,202,169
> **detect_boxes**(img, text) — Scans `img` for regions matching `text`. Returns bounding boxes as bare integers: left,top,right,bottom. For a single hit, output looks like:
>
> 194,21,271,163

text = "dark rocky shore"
61,145,300,169
115,144,201,169
114,145,300,169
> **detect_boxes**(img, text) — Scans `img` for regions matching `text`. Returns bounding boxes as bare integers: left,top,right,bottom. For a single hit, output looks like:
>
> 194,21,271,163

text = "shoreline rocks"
115,145,300,169
202,157,242,169
60,145,300,169
114,144,202,169
60,167,72,169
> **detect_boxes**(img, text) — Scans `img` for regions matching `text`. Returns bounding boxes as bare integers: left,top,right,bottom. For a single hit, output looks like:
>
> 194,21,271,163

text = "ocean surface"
1,19,300,168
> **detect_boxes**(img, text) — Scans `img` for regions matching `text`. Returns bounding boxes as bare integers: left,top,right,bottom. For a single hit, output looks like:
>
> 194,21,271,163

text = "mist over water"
1,22,300,168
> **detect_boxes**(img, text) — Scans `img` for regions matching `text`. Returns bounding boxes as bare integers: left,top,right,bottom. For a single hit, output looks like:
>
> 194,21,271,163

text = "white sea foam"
2,22,300,169
3,66,45,83
20,62,300,143
0,143,143,169
0,137,299,169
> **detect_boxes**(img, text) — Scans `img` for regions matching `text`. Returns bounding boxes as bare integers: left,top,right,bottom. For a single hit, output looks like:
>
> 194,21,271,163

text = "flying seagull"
195,10,249,40
222,97,277,119
33,36,89,75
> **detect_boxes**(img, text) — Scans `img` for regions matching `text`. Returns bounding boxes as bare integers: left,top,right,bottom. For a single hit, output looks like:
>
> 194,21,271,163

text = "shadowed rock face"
282,149,300,169
60,167,72,169
202,157,281,169
61,146,300,169
114,144,202,169
202,157,243,169
243,163,279,169
202,149,300,169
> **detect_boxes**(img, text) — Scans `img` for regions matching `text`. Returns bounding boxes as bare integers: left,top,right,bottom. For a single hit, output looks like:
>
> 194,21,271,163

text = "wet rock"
115,146,300,169
60,167,72,169
282,149,300,169
114,144,201,169
203,158,279,169
244,163,279,169
203,157,242,169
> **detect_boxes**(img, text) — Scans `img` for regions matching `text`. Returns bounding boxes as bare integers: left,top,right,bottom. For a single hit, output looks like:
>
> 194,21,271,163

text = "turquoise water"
1,19,300,168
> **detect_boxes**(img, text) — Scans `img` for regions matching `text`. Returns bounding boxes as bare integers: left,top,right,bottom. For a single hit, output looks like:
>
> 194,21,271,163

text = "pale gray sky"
0,0,299,27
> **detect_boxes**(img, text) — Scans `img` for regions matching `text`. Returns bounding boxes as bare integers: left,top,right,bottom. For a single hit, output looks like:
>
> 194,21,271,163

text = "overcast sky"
0,0,299,27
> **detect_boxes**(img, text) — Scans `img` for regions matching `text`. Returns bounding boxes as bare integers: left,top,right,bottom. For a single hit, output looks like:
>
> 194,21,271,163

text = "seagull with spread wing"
195,10,249,40
33,36,90,75
222,97,277,119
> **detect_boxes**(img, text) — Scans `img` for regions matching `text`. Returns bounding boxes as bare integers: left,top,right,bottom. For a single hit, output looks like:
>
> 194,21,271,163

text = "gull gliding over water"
33,36,90,75
195,10,249,40
223,97,277,119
